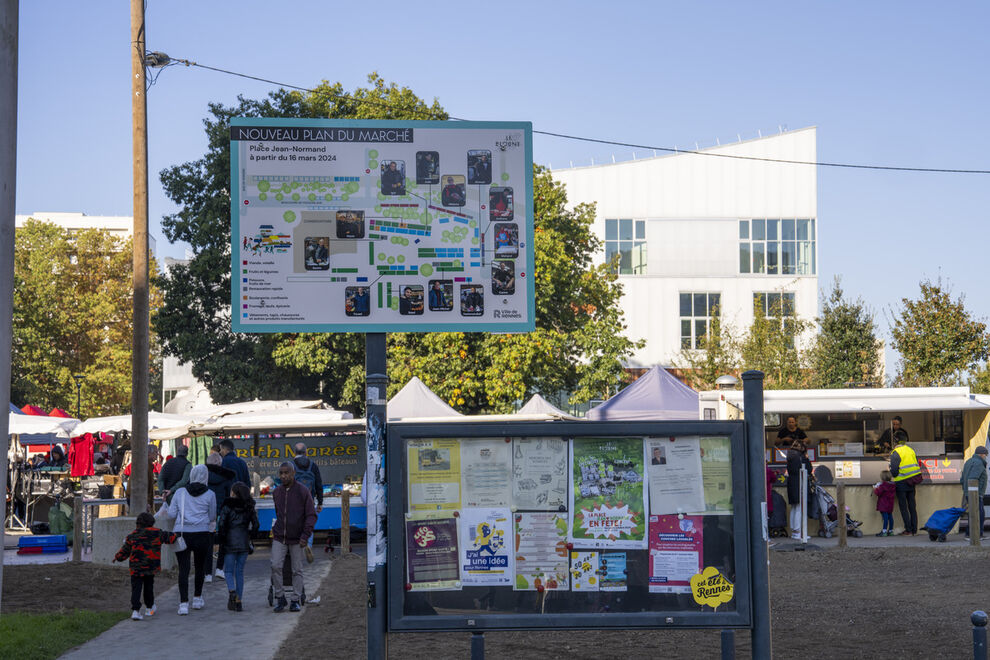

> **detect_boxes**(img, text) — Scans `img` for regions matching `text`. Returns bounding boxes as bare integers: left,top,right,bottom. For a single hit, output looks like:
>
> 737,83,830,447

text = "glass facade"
605,219,647,275
679,291,721,349
739,219,815,275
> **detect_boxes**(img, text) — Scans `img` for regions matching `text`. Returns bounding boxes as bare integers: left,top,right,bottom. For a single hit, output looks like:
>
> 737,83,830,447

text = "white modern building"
552,128,819,368
15,211,157,254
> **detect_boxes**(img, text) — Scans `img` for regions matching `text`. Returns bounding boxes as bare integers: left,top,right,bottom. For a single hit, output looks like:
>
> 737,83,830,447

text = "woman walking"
217,481,259,611
167,464,217,614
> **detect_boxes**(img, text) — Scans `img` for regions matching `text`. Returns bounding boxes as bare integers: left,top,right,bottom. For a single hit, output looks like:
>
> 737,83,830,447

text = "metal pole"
742,370,771,660
837,482,847,548
0,0,16,619
365,333,388,660
799,464,808,543
973,611,988,660
720,629,735,660
72,497,83,561
128,0,150,515
341,488,351,553
471,631,485,660
969,479,980,546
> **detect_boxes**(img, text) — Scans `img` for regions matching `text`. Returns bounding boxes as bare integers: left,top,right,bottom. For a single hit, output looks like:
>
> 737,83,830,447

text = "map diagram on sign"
230,120,533,333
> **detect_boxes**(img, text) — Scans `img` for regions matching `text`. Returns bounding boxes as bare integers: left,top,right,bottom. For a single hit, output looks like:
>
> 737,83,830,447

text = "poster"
647,437,705,515
459,508,513,586
570,438,648,549
229,118,534,333
406,514,460,590
648,514,704,594
408,439,461,511
512,437,568,510
600,552,627,592
699,436,733,514
570,551,600,592
461,438,512,508
834,460,861,479
513,512,569,591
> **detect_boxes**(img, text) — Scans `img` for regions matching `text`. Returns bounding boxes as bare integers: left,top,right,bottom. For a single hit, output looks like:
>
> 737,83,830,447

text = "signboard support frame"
366,332,388,660
742,370,771,658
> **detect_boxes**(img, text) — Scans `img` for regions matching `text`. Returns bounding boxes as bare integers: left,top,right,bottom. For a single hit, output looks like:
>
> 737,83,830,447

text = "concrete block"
91,516,137,566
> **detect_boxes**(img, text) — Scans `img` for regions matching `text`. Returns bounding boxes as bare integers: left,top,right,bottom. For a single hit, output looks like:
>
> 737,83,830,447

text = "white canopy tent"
387,376,463,420
191,407,358,433
7,412,79,438
72,412,198,441
517,394,579,420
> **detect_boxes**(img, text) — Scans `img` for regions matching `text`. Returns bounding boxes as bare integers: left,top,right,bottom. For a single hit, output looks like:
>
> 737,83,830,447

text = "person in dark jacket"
270,462,317,613
49,445,68,468
776,415,808,448
786,440,813,540
960,446,988,538
158,444,191,504
113,511,177,620
205,453,236,581
220,439,251,486
292,442,324,512
217,481,259,611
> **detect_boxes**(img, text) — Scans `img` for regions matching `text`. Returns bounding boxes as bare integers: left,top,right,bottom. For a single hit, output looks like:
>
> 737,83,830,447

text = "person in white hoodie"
166,463,217,615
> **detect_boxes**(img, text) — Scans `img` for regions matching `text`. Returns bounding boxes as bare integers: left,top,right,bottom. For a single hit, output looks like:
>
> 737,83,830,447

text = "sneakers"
204,574,213,584
178,602,189,615
131,610,143,621
875,531,886,537
228,591,237,611
289,601,301,613
235,599,243,612
214,569,225,580
274,596,288,613
192,596,205,610
144,605,156,617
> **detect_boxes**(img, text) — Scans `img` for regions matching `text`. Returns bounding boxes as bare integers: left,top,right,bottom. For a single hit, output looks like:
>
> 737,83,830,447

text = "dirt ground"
1,562,141,613
282,547,990,660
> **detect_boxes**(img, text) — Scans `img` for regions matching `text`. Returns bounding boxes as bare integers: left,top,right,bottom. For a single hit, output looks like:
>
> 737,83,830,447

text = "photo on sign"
441,175,466,207
492,260,515,295
417,447,451,471
380,159,406,196
399,285,425,315
304,236,329,271
651,445,667,465
467,149,492,184
493,222,518,259
489,186,513,221
416,150,440,185
335,210,365,239
460,284,484,316
345,286,371,317
427,280,454,312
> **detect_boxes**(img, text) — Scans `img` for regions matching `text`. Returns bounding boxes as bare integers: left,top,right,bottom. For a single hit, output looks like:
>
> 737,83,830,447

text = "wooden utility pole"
0,0,19,618
837,483,847,548
129,0,150,514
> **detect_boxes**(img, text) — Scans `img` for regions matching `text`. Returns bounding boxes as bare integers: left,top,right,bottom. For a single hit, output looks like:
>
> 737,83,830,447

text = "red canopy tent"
48,408,72,418
20,404,47,415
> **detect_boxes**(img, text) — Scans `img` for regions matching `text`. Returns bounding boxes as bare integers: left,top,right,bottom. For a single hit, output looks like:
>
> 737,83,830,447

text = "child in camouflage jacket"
114,512,176,620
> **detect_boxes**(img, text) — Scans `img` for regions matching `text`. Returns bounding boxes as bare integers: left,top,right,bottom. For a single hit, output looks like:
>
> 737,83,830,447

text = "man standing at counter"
889,431,921,535
876,416,909,454
960,446,988,539
776,416,808,448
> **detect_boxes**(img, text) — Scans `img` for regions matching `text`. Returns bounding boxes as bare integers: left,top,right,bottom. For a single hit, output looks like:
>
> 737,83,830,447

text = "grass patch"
0,610,128,660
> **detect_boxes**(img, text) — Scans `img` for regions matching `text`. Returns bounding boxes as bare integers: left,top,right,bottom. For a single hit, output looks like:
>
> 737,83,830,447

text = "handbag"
908,473,924,486
174,490,188,552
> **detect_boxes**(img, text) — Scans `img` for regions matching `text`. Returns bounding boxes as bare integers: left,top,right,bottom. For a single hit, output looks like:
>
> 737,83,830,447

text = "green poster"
569,437,648,549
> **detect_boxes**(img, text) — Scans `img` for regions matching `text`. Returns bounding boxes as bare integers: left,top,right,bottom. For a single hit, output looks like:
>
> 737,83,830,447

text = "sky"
14,1,990,371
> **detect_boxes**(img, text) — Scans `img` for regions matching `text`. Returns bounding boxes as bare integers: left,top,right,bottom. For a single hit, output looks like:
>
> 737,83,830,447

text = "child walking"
113,512,177,620
217,481,259,611
874,471,897,536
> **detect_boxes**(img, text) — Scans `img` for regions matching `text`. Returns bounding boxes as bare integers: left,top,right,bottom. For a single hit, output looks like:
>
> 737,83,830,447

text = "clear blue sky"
14,1,990,373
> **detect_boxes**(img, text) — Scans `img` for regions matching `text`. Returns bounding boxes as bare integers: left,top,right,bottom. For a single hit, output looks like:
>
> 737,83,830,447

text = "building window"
739,219,816,275
938,411,963,453
753,291,795,317
605,218,647,275
680,292,721,349
703,408,717,420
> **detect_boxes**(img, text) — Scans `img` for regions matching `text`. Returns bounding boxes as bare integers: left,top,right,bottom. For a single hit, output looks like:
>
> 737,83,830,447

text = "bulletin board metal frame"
386,420,754,632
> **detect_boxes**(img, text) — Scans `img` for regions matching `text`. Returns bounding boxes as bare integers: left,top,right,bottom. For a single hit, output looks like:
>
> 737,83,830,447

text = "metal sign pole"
365,333,388,660
742,371,771,659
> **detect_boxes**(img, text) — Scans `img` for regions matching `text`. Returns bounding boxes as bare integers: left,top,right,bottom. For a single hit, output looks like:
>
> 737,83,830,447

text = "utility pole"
0,0,18,616
129,0,150,514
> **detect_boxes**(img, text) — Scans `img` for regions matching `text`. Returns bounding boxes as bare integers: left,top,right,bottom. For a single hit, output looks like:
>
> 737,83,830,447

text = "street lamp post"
72,374,84,419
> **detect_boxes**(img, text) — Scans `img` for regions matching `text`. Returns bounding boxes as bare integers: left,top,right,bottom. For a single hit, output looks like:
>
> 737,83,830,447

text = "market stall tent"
585,366,700,421
518,394,579,420
387,376,462,421
72,411,198,441
48,408,72,418
9,402,22,414
20,404,47,416
7,412,79,438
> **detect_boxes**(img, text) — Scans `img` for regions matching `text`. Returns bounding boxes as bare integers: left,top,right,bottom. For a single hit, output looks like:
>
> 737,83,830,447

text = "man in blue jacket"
219,439,250,485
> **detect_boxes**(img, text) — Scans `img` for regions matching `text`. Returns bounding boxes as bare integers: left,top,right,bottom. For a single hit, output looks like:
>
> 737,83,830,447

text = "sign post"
366,333,388,659
742,371,771,659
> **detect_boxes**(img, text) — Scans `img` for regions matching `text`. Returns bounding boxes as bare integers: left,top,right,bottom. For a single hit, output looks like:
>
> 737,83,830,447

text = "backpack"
294,460,317,498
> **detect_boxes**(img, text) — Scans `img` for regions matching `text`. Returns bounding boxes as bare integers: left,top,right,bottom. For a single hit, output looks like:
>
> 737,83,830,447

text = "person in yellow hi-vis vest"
889,430,921,535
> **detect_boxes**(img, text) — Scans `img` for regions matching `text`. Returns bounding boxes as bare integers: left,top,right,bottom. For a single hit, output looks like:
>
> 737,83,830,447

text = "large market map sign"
230,118,534,333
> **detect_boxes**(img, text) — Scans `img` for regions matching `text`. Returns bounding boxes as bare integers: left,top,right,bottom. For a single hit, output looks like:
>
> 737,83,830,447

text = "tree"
890,279,990,387
12,219,161,416
155,74,448,404
807,278,883,388
676,310,739,391
738,297,811,389
969,362,990,395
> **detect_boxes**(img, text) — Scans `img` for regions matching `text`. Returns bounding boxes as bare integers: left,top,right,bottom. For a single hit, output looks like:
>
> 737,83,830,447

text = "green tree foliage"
969,363,990,394
676,310,739,391
157,76,639,411
155,74,447,404
807,278,883,388
12,219,161,416
738,297,811,389
890,279,990,387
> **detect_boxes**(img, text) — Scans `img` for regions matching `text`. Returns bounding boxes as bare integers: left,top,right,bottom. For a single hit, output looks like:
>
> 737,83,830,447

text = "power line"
152,55,990,175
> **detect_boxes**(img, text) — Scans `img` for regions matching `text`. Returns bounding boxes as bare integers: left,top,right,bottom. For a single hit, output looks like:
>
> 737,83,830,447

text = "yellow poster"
408,439,462,511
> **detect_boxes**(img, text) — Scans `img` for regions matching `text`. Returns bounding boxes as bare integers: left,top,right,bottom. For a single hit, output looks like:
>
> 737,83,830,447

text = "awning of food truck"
713,387,990,414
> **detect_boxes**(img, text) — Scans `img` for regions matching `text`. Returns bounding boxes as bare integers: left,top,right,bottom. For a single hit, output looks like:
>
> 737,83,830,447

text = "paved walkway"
60,546,332,660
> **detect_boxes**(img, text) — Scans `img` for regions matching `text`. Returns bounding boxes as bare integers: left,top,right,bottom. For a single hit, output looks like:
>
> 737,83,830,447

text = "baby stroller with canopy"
814,484,864,538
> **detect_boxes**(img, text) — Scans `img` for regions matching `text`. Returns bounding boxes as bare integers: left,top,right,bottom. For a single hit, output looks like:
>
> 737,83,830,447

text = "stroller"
768,491,789,538
814,485,864,538
922,507,966,542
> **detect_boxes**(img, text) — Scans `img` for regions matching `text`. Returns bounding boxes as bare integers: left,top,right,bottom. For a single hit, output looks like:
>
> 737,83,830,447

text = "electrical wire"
152,56,990,175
